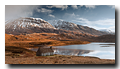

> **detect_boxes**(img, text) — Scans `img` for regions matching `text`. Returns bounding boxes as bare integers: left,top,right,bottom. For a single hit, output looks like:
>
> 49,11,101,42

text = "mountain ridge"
48,20,110,36
5,17,113,36
99,29,115,35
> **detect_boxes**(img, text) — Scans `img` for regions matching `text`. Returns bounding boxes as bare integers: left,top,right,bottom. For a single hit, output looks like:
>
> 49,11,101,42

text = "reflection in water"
30,48,92,56
30,42,115,59
53,42,115,59
53,48,92,56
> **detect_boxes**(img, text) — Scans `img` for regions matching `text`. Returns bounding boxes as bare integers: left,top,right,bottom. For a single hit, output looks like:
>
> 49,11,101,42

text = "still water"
30,42,115,59
53,42,115,59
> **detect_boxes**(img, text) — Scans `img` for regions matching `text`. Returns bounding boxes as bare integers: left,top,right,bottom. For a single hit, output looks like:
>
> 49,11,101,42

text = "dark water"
30,42,115,59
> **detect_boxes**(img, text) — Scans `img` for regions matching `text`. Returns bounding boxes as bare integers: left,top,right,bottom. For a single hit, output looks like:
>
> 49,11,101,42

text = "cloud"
66,13,76,17
48,14,55,18
76,18,115,25
62,13,79,21
37,8,53,13
5,5,40,21
71,5,78,9
80,5,96,9
108,5,115,9
72,18,115,32
109,26,115,32
47,5,68,10
64,13,79,18
93,19,115,25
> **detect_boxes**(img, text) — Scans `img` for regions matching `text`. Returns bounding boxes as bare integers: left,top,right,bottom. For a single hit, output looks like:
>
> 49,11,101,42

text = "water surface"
30,42,115,59
53,42,115,59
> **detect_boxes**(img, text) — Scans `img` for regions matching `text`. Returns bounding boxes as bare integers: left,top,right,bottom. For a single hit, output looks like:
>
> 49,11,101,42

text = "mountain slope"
5,17,110,36
48,20,79,31
5,17,55,29
99,29,115,35
5,17,56,35
48,20,109,36
88,34,115,42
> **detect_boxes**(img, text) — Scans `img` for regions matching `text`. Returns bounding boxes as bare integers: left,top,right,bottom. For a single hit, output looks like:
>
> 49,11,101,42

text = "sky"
5,5,115,32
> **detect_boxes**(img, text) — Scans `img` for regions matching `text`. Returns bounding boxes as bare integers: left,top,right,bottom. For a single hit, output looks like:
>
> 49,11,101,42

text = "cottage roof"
37,47,54,53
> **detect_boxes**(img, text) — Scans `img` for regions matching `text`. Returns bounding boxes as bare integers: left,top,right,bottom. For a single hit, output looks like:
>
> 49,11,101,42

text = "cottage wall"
41,52,53,56
36,47,54,56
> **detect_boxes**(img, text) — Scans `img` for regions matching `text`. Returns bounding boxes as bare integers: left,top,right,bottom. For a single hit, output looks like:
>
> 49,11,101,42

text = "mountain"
99,29,115,35
5,17,55,29
48,20,79,30
5,17,57,35
48,20,109,36
5,17,83,35
5,17,109,36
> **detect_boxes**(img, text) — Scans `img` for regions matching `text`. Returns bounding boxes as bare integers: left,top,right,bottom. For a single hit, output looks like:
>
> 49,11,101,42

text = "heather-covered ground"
5,46,115,64
5,33,115,64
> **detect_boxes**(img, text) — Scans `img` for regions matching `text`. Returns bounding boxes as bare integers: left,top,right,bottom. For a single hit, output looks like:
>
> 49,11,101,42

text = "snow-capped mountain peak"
48,20,79,30
5,17,55,30
99,29,115,34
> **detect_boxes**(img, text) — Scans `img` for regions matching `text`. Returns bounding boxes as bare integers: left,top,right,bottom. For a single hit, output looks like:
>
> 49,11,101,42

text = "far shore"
5,40,91,49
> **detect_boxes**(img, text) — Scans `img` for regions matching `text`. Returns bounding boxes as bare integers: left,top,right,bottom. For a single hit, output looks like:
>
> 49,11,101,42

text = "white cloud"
71,5,78,9
64,13,79,17
37,9,41,12
80,5,115,9
76,18,115,25
80,5,96,9
77,18,88,21
62,13,79,20
48,14,55,18
72,18,115,32
108,5,115,9
5,5,40,21
47,5,68,10
93,19,115,25
37,8,53,13
109,26,115,32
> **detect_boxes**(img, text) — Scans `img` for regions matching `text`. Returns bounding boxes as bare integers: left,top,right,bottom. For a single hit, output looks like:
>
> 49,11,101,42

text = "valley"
5,17,115,64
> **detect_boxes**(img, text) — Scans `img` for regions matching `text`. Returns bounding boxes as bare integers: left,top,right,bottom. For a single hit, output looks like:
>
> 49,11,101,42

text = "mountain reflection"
53,48,92,56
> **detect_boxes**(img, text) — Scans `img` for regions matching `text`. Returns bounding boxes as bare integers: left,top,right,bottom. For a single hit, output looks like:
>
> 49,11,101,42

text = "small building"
36,46,54,56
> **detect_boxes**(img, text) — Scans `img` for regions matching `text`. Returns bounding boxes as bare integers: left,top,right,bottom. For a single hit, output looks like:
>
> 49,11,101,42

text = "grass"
5,46,36,58
5,46,34,53
5,40,90,48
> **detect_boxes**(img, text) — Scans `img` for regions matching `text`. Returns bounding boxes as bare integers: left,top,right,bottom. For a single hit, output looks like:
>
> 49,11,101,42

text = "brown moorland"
5,33,115,64
5,33,90,48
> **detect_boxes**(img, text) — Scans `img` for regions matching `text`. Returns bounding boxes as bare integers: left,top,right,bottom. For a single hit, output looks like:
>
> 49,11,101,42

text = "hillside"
5,34,18,41
48,20,110,36
88,34,115,42
5,17,110,36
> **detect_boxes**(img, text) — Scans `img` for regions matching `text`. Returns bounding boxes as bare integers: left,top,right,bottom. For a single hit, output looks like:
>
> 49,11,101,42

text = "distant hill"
88,34,115,42
99,29,115,35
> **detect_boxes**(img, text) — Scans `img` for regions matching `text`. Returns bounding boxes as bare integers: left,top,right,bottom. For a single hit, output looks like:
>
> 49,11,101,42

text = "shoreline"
5,53,115,64
5,40,91,49
29,48,115,60
5,33,115,64
5,46,115,64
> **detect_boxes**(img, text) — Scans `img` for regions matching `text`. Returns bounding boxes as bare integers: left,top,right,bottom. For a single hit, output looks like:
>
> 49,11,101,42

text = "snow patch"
5,17,56,30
